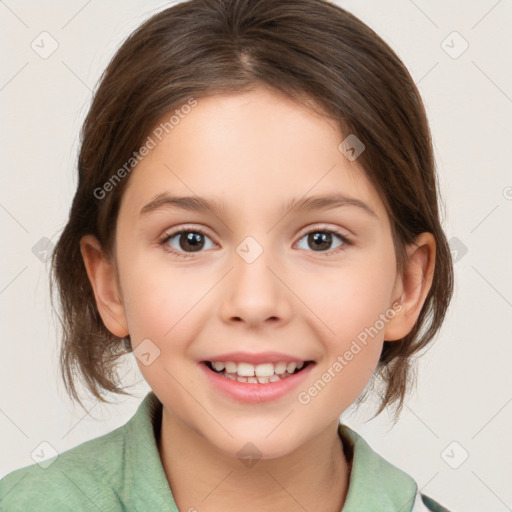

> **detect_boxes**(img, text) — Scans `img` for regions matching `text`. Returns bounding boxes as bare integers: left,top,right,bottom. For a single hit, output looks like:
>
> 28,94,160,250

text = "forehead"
119,86,389,225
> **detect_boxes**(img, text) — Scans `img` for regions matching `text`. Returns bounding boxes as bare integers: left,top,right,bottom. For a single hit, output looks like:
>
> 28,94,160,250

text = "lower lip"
200,362,315,403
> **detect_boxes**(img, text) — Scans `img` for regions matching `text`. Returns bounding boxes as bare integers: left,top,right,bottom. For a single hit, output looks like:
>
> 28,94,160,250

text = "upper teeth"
211,361,304,377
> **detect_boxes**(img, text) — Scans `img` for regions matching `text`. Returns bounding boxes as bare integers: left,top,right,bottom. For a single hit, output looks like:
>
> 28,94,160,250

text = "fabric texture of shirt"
0,391,452,512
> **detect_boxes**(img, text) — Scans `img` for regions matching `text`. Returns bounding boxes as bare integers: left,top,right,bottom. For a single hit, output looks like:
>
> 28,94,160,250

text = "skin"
81,85,435,511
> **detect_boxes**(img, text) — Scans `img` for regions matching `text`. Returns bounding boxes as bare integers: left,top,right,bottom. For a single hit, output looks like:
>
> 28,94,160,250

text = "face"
93,86,413,459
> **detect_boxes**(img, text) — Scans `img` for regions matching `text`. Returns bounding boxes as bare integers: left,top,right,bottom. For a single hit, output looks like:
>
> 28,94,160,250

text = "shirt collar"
126,391,179,511
127,391,418,512
339,423,419,512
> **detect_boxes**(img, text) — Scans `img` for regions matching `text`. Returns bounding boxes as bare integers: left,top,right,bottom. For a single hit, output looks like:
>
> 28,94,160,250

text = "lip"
201,351,309,365
200,360,315,404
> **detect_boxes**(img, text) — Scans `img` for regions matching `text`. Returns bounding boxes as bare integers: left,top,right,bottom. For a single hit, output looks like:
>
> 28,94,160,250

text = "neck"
157,408,351,512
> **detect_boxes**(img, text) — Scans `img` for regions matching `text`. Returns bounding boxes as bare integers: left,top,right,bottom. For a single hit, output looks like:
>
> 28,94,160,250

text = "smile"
205,360,312,384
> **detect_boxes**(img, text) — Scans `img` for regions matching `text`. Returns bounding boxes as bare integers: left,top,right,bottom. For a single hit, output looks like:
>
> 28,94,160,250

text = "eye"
296,227,351,255
159,225,352,259
159,227,216,258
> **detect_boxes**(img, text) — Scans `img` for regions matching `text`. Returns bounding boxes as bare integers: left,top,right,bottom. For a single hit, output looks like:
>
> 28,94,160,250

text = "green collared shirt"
0,391,451,511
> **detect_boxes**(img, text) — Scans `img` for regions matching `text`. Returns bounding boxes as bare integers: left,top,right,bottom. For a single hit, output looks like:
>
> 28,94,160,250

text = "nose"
219,242,293,328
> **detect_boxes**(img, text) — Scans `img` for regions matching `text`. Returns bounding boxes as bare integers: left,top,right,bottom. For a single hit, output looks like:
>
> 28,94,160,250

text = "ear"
384,232,436,341
80,234,129,338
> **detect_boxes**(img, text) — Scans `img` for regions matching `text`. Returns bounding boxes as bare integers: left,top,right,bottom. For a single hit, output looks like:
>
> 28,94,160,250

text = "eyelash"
158,225,352,259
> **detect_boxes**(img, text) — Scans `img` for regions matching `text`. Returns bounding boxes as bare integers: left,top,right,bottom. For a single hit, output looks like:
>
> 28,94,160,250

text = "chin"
207,430,304,463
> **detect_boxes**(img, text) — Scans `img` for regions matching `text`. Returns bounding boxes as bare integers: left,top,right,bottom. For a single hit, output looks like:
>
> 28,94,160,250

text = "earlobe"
80,234,129,338
384,232,436,341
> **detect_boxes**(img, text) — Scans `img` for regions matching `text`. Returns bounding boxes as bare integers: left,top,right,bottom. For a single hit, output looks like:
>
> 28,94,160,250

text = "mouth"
202,360,315,384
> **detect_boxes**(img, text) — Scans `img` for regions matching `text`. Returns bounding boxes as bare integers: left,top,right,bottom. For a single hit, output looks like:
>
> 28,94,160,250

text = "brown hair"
50,0,454,418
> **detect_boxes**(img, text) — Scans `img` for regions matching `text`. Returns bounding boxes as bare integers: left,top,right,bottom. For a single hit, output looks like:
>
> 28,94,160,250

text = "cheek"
295,266,391,413
302,261,395,340
122,276,175,339
119,256,215,382
119,247,202,339
120,266,201,390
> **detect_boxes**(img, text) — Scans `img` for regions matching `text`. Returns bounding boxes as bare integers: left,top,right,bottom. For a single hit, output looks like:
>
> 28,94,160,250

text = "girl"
0,0,454,510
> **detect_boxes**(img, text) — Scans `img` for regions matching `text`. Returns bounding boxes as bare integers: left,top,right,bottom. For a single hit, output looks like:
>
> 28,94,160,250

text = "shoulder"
0,422,128,512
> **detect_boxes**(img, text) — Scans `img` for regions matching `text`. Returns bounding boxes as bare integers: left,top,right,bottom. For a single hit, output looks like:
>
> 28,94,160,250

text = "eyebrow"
139,192,378,219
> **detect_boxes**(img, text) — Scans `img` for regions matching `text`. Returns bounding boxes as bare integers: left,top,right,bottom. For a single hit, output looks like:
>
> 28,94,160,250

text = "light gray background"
1,1,511,511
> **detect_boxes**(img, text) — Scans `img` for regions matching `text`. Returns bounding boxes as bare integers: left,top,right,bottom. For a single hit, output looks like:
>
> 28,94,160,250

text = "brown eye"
176,231,206,252
296,229,350,254
160,228,215,258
